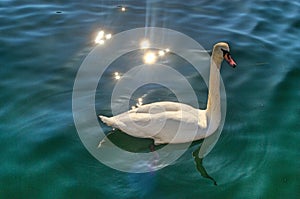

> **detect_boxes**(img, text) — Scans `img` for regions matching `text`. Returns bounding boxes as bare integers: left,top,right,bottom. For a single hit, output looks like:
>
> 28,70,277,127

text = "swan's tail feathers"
99,115,115,127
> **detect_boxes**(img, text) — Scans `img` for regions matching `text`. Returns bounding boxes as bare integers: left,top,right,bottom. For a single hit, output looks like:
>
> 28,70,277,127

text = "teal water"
1,0,300,198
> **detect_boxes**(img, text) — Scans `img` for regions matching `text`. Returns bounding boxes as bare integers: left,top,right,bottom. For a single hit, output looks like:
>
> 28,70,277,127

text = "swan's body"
99,42,236,145
100,102,208,144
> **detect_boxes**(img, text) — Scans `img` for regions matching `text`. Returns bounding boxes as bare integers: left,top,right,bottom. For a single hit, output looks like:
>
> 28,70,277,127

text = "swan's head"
213,42,237,68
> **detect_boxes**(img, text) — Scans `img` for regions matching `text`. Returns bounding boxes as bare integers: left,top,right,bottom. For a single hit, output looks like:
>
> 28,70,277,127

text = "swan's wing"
131,101,195,114
115,109,203,140
151,111,208,144
111,103,208,143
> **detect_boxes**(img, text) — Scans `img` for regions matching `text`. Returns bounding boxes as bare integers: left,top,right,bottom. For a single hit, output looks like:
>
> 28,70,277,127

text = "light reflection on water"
0,0,299,198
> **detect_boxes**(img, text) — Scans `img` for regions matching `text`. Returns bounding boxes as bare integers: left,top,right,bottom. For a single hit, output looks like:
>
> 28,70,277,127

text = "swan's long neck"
206,55,222,131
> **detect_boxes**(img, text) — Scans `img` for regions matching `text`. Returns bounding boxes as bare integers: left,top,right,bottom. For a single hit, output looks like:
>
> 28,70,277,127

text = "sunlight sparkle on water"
95,31,104,44
143,52,157,64
137,98,143,107
158,50,165,57
95,30,112,44
114,72,121,80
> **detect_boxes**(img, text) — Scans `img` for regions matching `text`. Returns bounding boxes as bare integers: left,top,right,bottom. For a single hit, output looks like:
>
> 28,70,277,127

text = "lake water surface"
0,0,299,198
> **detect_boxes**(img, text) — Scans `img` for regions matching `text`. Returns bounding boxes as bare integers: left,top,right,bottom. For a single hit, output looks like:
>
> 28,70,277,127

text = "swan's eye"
221,49,229,56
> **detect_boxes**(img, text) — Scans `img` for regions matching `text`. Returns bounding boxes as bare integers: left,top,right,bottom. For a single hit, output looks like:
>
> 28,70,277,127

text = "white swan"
99,42,236,145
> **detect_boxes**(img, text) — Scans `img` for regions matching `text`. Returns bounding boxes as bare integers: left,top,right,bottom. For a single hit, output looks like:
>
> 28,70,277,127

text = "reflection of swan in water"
192,146,217,185
99,42,236,144
100,130,217,184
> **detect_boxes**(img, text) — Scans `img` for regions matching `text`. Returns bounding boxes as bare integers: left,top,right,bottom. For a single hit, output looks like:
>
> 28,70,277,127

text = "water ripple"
1,0,300,198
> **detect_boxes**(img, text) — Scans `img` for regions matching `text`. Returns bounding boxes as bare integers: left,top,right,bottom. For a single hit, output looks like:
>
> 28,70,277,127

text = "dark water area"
0,0,299,198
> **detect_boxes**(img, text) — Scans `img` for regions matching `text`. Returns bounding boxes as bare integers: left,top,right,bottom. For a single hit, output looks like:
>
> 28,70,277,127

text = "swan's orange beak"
224,52,237,68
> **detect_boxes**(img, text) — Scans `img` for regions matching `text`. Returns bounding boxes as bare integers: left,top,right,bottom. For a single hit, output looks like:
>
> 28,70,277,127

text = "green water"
0,0,299,198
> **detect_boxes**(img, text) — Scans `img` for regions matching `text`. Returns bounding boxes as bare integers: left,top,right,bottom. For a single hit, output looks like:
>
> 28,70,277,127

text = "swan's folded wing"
131,101,193,114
